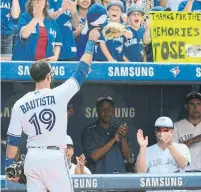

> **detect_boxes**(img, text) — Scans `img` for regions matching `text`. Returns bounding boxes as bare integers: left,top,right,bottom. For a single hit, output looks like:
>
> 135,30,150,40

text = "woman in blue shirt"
12,0,62,61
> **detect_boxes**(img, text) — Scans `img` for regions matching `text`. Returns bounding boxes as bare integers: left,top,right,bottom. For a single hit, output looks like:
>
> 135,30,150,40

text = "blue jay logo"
170,66,180,78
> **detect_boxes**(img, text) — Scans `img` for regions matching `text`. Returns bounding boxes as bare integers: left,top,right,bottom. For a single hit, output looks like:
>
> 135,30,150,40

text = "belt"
28,146,60,150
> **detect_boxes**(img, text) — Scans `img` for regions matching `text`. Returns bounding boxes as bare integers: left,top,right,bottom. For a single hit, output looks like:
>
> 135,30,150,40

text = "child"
123,4,151,62
95,0,132,62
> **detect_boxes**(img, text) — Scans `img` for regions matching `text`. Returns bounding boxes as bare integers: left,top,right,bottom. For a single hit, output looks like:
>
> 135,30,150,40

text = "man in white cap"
65,135,91,174
135,116,191,174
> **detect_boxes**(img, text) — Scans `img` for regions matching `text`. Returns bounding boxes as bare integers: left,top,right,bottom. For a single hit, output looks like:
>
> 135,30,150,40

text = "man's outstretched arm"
70,28,100,87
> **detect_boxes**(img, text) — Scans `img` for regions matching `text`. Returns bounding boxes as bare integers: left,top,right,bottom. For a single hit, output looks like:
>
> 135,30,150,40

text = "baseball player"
173,92,201,172
5,28,100,192
65,135,91,174
136,116,191,174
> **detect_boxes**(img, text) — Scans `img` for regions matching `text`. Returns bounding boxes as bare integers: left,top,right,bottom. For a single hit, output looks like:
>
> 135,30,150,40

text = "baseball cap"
127,4,145,16
87,4,107,30
155,116,174,129
151,6,171,11
65,135,73,146
107,0,124,12
96,96,114,106
186,92,201,103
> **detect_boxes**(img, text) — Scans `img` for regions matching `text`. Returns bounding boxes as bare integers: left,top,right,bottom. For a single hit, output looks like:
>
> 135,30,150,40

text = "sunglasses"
156,128,172,132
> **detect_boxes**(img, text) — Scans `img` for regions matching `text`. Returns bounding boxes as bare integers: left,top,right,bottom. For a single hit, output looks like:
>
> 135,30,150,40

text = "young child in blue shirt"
95,0,132,62
123,4,151,62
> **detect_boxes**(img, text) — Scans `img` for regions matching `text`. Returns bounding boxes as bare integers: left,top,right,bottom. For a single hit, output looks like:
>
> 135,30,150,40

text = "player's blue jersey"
1,0,14,35
123,27,145,62
75,17,89,61
12,12,62,61
95,21,127,62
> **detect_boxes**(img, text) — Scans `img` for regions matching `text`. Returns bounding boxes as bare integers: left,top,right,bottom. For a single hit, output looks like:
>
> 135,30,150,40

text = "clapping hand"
118,123,128,139
137,129,148,148
75,154,86,174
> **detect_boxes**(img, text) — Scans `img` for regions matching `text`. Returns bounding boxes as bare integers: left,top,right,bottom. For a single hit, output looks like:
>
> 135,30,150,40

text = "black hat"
186,92,201,103
96,96,114,107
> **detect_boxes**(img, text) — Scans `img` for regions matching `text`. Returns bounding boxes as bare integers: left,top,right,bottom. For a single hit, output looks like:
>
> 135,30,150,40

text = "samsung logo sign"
17,65,65,76
72,178,98,189
140,177,183,187
108,66,154,77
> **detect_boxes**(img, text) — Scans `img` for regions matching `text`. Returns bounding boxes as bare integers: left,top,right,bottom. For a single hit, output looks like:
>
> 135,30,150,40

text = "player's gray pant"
24,148,74,192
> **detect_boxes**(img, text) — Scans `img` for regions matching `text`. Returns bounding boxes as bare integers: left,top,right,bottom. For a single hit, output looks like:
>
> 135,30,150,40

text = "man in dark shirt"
81,96,131,174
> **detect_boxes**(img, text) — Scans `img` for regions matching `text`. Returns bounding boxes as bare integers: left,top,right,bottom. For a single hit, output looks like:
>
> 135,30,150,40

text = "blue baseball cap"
107,0,124,12
151,6,171,11
87,4,107,30
127,4,145,16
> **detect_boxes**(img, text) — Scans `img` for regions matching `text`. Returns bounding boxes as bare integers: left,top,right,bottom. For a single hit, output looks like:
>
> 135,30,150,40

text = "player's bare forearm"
6,145,18,159
80,53,93,65
168,143,188,169
121,138,130,160
91,139,116,161
135,147,147,173
80,28,100,65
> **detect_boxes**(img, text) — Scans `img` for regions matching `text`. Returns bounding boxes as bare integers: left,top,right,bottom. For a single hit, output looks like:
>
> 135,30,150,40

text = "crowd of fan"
1,0,201,63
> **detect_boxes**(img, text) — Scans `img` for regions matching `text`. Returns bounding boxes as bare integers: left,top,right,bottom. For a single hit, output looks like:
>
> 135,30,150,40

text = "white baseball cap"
155,116,174,129
65,135,73,146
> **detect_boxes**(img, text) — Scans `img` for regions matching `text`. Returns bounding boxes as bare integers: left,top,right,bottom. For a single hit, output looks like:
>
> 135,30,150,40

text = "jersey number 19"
29,109,56,135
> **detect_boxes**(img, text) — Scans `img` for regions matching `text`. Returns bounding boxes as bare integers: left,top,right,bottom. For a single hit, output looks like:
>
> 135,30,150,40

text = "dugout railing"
1,173,201,191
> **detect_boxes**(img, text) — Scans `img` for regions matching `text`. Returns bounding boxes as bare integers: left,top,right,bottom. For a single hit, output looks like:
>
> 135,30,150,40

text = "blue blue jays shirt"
57,10,77,60
124,27,145,62
48,0,62,13
12,12,62,61
1,0,14,35
75,17,89,61
48,0,77,60
178,0,201,11
95,21,127,62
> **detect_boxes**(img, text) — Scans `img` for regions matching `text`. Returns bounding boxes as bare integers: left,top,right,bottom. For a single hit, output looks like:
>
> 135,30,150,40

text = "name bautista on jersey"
140,177,183,188
20,96,55,114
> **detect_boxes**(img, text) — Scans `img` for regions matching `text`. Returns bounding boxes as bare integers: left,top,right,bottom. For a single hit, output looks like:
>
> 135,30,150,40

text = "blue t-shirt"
12,12,62,61
178,0,201,12
124,27,145,62
1,0,14,35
